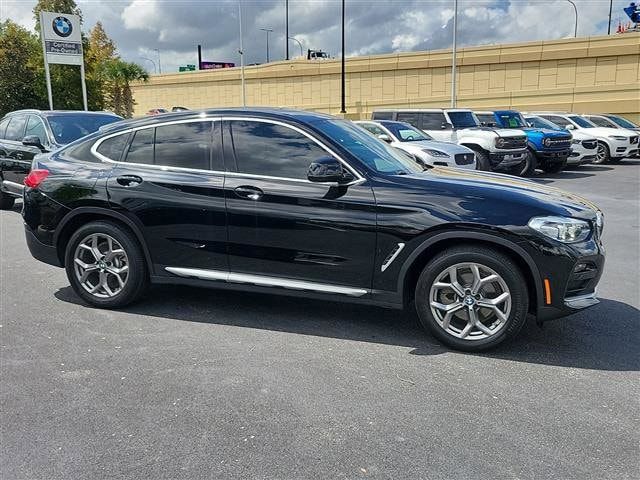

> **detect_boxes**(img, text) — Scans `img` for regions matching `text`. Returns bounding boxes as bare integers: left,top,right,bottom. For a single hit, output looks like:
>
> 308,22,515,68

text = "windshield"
568,115,596,128
607,115,638,129
525,116,562,131
313,120,423,175
447,111,479,128
494,112,527,128
382,122,433,142
47,113,121,144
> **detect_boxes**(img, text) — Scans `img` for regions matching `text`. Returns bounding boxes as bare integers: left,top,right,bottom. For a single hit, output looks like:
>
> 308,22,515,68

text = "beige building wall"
131,33,640,123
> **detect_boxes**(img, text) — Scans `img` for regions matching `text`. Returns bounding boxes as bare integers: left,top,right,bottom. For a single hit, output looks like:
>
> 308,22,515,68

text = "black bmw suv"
0,109,122,209
22,108,605,351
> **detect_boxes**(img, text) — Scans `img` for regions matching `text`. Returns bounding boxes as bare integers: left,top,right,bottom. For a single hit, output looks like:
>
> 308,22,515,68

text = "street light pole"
567,0,578,37
607,0,613,34
153,48,161,74
285,0,289,60
140,57,157,74
238,1,246,106
288,36,304,58
340,0,346,114
260,28,273,63
451,0,458,108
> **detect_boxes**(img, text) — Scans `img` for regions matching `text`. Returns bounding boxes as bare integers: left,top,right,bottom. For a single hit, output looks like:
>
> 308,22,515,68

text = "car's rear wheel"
594,142,610,164
415,246,529,351
65,221,148,308
0,191,16,210
473,149,491,171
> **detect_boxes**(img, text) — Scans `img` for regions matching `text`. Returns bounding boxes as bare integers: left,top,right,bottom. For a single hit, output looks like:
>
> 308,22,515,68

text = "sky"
0,0,634,74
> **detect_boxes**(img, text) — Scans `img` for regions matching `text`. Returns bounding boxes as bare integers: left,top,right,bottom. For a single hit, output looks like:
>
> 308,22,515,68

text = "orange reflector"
543,279,552,305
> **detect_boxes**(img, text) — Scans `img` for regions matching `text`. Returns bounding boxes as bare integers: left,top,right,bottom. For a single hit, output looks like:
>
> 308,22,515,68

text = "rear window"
4,115,27,141
47,113,121,144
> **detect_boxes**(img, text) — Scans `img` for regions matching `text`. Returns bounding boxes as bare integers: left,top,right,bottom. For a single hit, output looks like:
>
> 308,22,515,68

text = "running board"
164,267,369,297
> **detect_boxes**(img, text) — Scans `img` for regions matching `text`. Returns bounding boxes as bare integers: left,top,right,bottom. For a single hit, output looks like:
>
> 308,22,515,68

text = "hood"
387,167,600,225
577,126,635,138
399,140,473,154
463,127,525,138
570,130,596,141
522,127,570,138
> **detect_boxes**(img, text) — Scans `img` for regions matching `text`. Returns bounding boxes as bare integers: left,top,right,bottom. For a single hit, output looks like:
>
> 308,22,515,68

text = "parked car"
146,108,168,116
22,108,605,351
0,109,122,209
354,120,476,170
524,115,597,167
372,108,527,173
530,112,638,164
475,110,572,176
583,114,639,132
171,106,189,112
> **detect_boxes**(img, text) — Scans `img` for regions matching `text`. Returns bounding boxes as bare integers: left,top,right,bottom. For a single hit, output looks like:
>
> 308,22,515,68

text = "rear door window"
154,122,212,170
4,116,27,141
588,116,615,128
125,128,154,165
396,113,423,129
96,133,130,161
421,112,448,129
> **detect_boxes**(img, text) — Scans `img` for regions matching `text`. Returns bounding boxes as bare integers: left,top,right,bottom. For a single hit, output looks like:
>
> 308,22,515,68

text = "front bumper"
535,149,571,163
609,139,638,158
490,149,526,170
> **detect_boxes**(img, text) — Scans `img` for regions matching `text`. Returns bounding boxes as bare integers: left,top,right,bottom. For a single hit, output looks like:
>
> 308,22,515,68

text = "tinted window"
359,123,386,136
568,115,596,128
125,128,154,165
475,114,496,126
4,115,27,141
0,118,10,139
421,112,448,129
155,122,212,170
447,111,479,128
229,121,328,179
542,115,571,128
606,115,637,129
525,116,562,131
96,133,130,161
587,116,615,128
396,113,422,129
382,122,432,141
372,111,394,120
25,116,48,144
48,113,121,144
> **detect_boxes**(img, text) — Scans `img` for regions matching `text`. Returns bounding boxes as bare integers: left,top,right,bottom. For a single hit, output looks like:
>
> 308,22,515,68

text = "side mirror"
22,135,45,150
441,122,453,130
307,157,347,184
565,124,575,130
377,134,392,143
527,122,533,127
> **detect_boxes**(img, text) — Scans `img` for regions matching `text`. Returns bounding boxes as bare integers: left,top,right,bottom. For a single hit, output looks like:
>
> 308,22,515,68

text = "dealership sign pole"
39,11,87,110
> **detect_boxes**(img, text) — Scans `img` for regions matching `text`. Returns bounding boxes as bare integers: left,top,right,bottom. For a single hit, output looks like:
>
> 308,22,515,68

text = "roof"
4,109,121,118
98,107,337,133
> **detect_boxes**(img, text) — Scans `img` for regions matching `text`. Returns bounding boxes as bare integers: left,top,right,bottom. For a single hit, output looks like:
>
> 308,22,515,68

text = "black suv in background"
22,108,605,351
0,110,121,209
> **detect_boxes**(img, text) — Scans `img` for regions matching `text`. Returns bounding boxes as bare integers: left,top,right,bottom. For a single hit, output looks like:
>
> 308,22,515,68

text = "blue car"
475,110,572,176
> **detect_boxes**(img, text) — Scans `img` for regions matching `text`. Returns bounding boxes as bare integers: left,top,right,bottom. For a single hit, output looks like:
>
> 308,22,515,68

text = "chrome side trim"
564,291,599,310
165,267,368,297
2,180,25,191
380,243,405,272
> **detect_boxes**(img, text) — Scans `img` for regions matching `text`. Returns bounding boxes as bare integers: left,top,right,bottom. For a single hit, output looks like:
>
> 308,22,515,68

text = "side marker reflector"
544,279,552,305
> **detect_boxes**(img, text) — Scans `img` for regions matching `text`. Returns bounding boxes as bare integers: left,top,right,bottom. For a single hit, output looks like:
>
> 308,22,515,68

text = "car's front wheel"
415,246,529,351
594,142,610,164
473,149,491,171
65,221,148,308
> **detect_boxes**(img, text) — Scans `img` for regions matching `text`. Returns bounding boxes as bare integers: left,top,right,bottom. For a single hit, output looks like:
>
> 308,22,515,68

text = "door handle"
116,175,143,187
234,185,263,201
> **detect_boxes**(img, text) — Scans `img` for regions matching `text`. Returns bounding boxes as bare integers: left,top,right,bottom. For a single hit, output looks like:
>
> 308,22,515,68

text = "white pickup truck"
372,108,528,172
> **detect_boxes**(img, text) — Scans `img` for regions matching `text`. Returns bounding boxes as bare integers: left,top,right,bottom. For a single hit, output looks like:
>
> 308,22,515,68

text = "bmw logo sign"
52,16,73,37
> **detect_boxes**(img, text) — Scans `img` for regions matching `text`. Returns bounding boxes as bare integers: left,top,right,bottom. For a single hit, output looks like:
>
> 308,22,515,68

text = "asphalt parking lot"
1,161,639,480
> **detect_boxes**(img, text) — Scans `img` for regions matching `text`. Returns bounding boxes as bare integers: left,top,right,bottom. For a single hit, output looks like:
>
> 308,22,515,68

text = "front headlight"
528,216,591,243
543,137,552,147
422,149,450,158
595,211,604,235
495,138,506,148
572,139,581,144
608,135,627,141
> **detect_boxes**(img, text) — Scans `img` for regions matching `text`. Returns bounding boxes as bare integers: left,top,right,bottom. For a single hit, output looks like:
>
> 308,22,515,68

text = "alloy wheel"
429,262,511,340
73,233,129,298
595,144,607,164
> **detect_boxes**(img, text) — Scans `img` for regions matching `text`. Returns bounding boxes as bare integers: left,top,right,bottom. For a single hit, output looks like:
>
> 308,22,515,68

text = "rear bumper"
24,224,62,267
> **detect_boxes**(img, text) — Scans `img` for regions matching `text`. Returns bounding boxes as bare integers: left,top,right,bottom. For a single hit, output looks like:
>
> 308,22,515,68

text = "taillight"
24,169,49,188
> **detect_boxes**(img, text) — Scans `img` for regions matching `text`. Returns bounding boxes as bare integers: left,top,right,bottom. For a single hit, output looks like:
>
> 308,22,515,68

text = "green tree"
85,22,118,110
101,60,149,118
0,20,47,116
33,0,82,32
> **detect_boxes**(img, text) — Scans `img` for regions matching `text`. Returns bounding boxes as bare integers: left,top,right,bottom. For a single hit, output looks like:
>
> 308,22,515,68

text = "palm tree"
101,60,148,118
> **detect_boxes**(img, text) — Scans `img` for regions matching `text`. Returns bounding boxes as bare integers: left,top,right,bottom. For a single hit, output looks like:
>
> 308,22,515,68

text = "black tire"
594,141,610,164
0,191,16,210
473,149,491,171
414,245,529,351
514,148,537,177
64,220,148,308
541,159,566,174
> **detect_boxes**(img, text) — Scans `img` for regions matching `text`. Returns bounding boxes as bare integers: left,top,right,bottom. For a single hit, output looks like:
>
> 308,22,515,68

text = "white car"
583,114,639,133
524,115,597,166
355,120,476,170
372,109,527,173
531,112,638,163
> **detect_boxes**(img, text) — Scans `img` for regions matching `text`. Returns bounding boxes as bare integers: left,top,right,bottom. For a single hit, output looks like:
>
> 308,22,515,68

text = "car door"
104,119,228,275
0,115,31,190
222,117,377,294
